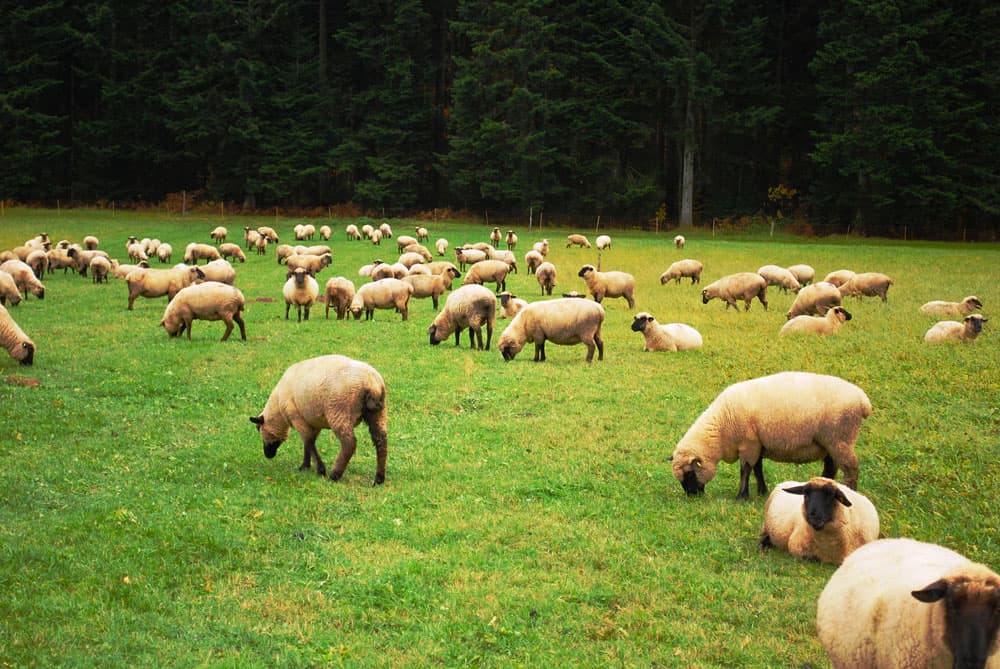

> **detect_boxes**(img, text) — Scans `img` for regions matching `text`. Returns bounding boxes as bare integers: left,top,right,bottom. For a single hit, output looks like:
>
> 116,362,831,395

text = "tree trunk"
680,97,695,228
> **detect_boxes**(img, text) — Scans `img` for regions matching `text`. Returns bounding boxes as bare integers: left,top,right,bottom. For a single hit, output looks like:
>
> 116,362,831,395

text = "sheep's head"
249,415,285,458
16,341,34,366
966,314,987,335
428,316,453,346
965,296,983,311
631,313,655,332
831,306,852,322
782,478,851,531
498,332,524,361
577,264,595,278
701,289,711,304
669,447,717,496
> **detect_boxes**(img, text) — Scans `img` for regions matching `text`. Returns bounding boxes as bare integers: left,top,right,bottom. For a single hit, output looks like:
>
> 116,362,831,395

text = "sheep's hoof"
316,465,327,476
329,470,343,481
298,464,311,472
373,474,385,486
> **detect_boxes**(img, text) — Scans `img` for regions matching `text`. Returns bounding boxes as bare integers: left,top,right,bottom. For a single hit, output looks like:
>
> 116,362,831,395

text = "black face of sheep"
680,470,704,496
783,482,851,530
428,324,444,346
20,342,34,366
630,315,653,332
911,578,1000,669
577,265,594,278
249,416,282,457
500,343,517,361
701,290,710,304
967,315,987,333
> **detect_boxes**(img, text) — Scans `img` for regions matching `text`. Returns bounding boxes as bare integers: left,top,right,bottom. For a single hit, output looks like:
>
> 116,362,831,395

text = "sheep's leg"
584,339,596,362
484,321,493,351
365,410,388,485
534,340,546,362
328,427,357,482
837,450,859,490
753,459,767,495
234,312,247,340
737,461,753,499
821,454,837,479
185,318,194,340
595,332,604,361
298,431,325,476
220,316,234,341
453,328,461,346
626,295,635,309
285,302,291,319
304,305,310,321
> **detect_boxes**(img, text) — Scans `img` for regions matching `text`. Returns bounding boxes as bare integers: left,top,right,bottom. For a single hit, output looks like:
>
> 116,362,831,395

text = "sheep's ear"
666,455,674,461
691,457,702,469
912,580,949,603
249,415,264,426
782,485,807,496
834,489,853,507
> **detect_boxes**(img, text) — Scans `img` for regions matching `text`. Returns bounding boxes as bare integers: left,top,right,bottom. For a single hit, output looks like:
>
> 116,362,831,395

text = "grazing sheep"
24,250,48,279
210,226,228,244
345,224,361,241
274,244,295,265
669,371,872,498
319,225,332,240
498,298,605,362
701,272,767,311
488,248,517,273
156,243,173,264
780,305,853,336
397,252,427,269
361,224,374,239
218,243,246,263
425,263,461,290
566,234,591,248
757,265,801,293
659,259,704,285
257,226,279,243
924,314,988,343
838,272,893,302
324,276,356,320
110,260,149,280
490,227,502,246
250,354,388,485
578,264,636,308
786,264,815,286
674,234,685,250
596,235,611,250
535,261,557,296
823,269,856,288
244,229,262,251
253,235,268,256
0,303,35,365
415,226,429,242
498,291,528,319
125,265,204,310
0,260,45,300
285,253,332,276
146,239,162,258
463,259,510,293
816,538,1000,669
369,228,383,245
394,235,417,251
369,263,396,282
435,238,449,256
199,258,236,285
283,268,320,321
379,222,393,239
760,477,879,564
455,247,487,271
83,235,99,250
46,247,75,274
468,241,494,253
786,281,843,318
0,271,23,306
920,295,983,318
66,248,109,277
532,239,550,256
408,264,430,276
525,250,544,274
505,230,518,250
400,243,432,263
403,273,451,310
428,284,497,350
184,243,221,265
349,278,413,321
89,256,111,284
630,312,703,352
161,281,246,341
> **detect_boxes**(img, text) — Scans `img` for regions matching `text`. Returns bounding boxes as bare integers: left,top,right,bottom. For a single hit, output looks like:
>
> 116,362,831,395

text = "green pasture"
1,208,997,667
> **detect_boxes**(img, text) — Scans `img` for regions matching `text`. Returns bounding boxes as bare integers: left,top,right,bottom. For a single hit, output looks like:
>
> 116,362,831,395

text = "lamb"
498,298,605,363
183,243,221,265
630,312,702,352
0,260,45,300
349,278,413,321
283,267,320,321
0,303,35,365
427,284,497,350
566,234,591,248
920,295,983,318
924,314,988,343
823,269,856,288
534,261,557,296
250,354,388,485
218,243,246,263
780,305,853,336
759,477,879,564
0,271,22,306
674,234,685,250
324,277,356,320
816,538,1000,669
525,250,544,274
435,238,449,256
210,226,228,244
838,272,893,302
757,264,801,293
786,281,843,318
700,272,767,311
125,265,204,310
403,273,451,310
505,230,518,250
669,371,872,498
156,243,173,263
161,281,247,341
319,225,332,240
659,259,704,285
463,259,510,293
596,235,611,250
577,264,636,308
198,258,236,285
786,264,815,286
345,224,362,240
498,291,528,319
490,227,502,246
285,253,332,276
89,256,111,284
415,226,429,242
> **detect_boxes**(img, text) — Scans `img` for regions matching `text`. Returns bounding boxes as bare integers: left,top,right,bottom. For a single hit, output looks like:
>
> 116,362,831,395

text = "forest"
1,0,997,239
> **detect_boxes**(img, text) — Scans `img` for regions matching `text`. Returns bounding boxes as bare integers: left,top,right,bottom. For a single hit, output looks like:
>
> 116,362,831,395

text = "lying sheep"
780,305,853,336
630,312,702,352
838,272,893,302
786,281,842,318
498,291,528,319
184,243,221,265
525,250,544,274
250,354,388,485
924,314,988,343
760,477,879,564
596,235,611,250
161,281,247,341
0,271,23,306
210,226,228,244
428,284,496,350
435,238,449,256
403,273,451,310
578,264,636,308
89,256,111,284
498,298,605,362
674,234,685,250
823,269,856,287
505,230,518,250
535,261,556,296
218,243,246,263
566,234,591,248
283,267,320,321
156,243,173,263
0,303,34,365
757,264,801,293
786,264,815,286
920,295,983,318
199,258,236,285
669,371,872,498
0,260,45,300
349,278,413,321
659,259,703,285
816,538,1000,669
462,259,509,293
324,277,356,320
286,253,332,276
126,265,205,310
701,272,767,311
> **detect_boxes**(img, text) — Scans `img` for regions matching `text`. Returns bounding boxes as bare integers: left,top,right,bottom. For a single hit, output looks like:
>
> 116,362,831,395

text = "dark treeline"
1,0,997,238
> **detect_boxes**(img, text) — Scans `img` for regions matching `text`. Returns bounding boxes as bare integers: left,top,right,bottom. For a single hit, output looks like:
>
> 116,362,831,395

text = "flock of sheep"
1,222,996,668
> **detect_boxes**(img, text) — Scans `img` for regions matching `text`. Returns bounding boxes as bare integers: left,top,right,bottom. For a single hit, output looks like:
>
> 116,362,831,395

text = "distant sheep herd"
2,223,995,667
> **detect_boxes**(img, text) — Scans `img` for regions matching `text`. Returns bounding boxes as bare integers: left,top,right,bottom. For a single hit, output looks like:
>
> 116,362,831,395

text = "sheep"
250,354,388,485
283,267,320,321
525,250,544,274
156,243,173,263
505,230,518,250
125,265,204,310
218,243,246,263
415,226,429,242
786,281,843,319
759,477,879,564
24,250,48,279
46,247,75,274
669,371,872,498
0,260,45,300
369,228,383,245
319,225,332,241
0,303,35,365
630,312,703,351
253,234,268,255
361,224,374,239
0,271,22,306
349,278,413,321
427,284,497,350
161,281,247,341
532,239,550,256
369,263,396,282
780,305,853,336
816,538,1000,669
674,234,685,250
435,238,449,256
379,222,393,239
924,314,988,343
198,258,236,285
66,248,109,277
577,264,636,308
210,226,227,244
920,295,983,318
89,256,111,284
786,264,815,286
498,291,528,319
83,235,99,250
462,259,509,293
426,261,461,284
285,253,332,276
257,226,279,243
324,277,356,320
455,247,487,271
566,234,591,248
403,273,451,310
498,298,605,363
295,244,332,257
757,264,801,293
823,269,856,287
293,224,308,241
184,243,221,265
700,272,768,311
534,261,557,296
345,224,362,240
596,235,611,250
659,259,704,285
397,252,427,269
394,235,417,251
488,248,517,273
274,244,295,264
110,259,149,279
490,227,502,246
145,239,162,257
838,272,893,302
408,264,430,276
468,241,494,253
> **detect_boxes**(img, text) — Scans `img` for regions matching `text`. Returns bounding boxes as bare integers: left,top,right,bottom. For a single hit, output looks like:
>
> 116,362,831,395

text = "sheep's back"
517,299,604,344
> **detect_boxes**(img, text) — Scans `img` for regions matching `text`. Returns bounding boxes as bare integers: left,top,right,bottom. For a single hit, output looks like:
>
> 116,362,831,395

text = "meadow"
1,207,997,668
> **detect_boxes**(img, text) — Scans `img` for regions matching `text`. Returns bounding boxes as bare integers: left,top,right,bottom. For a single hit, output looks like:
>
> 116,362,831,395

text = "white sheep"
786,281,842,318
924,314,988,343
0,270,23,306
757,264,801,293
403,273,451,310
462,259,509,294
595,235,611,250
498,298,605,362
161,281,247,341
25,249,48,279
415,226,429,242
319,225,332,240
822,269,856,287
435,238,449,256
349,278,413,321
838,272,893,302
577,264,636,308
920,295,983,318
630,312,702,352
397,252,427,269
83,235,99,250
285,253,332,276
369,228,383,245
780,305,853,336
342,224,359,240
700,272,767,311
659,259,703,285
361,224,374,239
210,226,228,244
293,224,308,241
408,263,430,276
816,538,1000,669
199,258,236,285
669,371,872,498
427,284,496,350
455,247,487,270
156,243,173,263
324,277,356,320
488,248,517,273
536,261,557,296
532,239,550,256
524,250,544,274
0,260,46,300
786,264,815,286
283,267,320,321
379,222,393,239
674,234,685,250
0,303,35,365
110,260,149,280
498,291,528,319
183,243,221,264
490,227,502,246
125,265,205,311
505,230,518,250
89,256,111,284
566,234,591,248
295,244,332,256
760,477,879,564
369,263,397,282
46,247,75,274
217,243,246,263
257,226,279,243
251,354,388,485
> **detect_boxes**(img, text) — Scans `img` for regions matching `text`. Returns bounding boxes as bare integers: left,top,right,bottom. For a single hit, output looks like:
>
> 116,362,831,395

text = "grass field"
1,207,998,667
